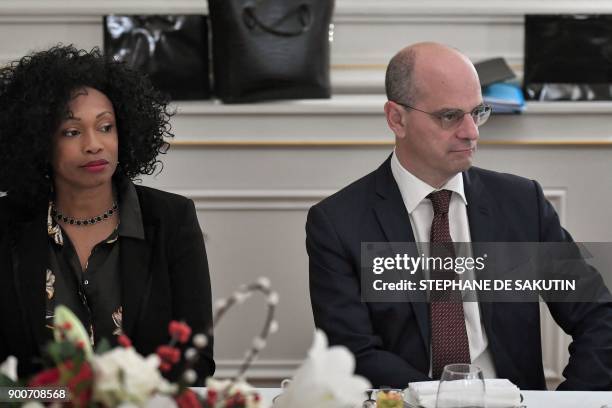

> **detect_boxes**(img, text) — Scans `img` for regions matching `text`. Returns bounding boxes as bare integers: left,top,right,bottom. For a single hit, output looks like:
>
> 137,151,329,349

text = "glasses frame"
392,101,492,129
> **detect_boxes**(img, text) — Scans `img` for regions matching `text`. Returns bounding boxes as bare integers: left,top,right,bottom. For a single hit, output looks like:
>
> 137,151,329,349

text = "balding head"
385,42,479,105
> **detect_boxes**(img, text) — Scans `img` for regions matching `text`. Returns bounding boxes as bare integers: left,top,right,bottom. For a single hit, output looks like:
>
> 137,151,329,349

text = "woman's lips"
81,160,108,173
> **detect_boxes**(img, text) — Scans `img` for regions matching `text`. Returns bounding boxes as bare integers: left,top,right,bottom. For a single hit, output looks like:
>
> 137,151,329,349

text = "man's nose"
456,114,479,140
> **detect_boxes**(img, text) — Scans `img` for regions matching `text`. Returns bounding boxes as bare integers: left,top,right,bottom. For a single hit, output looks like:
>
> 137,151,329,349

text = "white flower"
0,355,17,381
184,348,198,361
256,277,271,290
252,336,266,351
269,320,279,334
214,299,228,310
144,394,179,408
267,292,279,306
183,369,197,384
233,291,251,304
22,402,45,408
274,329,371,408
206,378,260,408
91,347,172,407
193,334,208,349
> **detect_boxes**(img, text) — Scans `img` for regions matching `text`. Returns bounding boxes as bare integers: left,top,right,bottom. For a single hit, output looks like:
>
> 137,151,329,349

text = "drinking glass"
435,364,485,408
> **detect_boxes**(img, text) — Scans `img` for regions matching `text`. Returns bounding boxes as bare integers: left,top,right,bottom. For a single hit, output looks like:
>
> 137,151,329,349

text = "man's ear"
384,101,407,139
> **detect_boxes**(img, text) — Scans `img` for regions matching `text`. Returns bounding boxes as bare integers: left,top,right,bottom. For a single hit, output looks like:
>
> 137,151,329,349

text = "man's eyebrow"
435,103,485,113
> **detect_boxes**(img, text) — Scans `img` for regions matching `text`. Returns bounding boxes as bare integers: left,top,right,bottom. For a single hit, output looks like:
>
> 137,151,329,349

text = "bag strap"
242,3,312,37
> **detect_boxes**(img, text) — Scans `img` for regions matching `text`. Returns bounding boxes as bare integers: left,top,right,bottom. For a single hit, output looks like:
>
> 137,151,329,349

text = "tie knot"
427,189,452,215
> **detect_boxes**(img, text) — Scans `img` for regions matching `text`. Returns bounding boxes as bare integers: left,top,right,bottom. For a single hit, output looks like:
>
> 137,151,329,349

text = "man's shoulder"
466,166,536,194
312,166,379,216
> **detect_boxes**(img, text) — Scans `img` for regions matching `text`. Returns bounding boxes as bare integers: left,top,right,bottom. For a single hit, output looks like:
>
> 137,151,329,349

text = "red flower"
118,334,132,348
168,321,192,343
207,389,218,406
176,389,202,408
29,367,60,387
234,394,246,406
159,361,172,372
31,360,92,407
64,361,93,407
157,345,181,364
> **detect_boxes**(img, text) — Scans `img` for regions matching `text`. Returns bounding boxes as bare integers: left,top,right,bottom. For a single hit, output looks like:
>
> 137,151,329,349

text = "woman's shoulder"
133,185,194,218
0,195,9,223
0,194,39,223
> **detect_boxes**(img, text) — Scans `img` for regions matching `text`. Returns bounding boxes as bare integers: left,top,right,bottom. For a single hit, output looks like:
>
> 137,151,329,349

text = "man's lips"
450,147,475,153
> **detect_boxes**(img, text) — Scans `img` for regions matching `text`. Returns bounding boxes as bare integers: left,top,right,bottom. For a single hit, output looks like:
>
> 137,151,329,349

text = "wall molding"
168,188,566,217
543,189,566,226
169,189,334,211
214,359,302,380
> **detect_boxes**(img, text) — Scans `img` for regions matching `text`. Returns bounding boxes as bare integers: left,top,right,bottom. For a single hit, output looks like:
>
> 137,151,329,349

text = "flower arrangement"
0,278,371,408
0,279,277,407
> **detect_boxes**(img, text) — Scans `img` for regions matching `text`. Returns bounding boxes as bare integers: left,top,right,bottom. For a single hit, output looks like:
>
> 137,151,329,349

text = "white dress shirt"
390,150,497,378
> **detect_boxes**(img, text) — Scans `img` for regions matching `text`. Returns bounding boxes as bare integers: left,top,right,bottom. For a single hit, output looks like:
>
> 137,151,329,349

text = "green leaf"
0,373,17,387
53,305,93,357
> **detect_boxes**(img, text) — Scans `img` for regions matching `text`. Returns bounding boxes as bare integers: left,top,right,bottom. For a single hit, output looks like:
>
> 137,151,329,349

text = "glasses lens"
438,110,465,129
472,105,492,127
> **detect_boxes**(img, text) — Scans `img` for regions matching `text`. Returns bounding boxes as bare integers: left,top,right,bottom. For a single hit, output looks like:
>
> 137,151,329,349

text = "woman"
0,45,214,382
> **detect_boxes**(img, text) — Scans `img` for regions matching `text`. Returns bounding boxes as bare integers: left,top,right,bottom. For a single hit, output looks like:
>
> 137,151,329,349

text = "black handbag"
104,15,211,101
207,0,335,103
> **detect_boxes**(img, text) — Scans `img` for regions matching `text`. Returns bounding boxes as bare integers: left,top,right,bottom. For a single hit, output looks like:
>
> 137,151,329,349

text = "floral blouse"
45,177,145,347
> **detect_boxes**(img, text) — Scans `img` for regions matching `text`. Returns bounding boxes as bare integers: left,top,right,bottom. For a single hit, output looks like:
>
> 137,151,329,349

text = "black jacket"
307,157,612,390
0,184,215,383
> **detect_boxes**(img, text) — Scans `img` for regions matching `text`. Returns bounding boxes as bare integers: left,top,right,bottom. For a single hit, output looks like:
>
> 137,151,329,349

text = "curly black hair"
0,44,173,210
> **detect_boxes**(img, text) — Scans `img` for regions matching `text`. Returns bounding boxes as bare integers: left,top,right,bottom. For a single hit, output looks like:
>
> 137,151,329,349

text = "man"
306,42,612,390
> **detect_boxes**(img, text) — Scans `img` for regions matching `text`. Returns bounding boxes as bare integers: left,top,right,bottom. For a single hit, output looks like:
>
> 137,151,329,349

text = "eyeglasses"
393,101,492,130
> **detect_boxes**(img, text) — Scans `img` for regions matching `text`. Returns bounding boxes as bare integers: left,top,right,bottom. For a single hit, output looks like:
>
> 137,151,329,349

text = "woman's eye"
62,129,80,137
100,124,114,133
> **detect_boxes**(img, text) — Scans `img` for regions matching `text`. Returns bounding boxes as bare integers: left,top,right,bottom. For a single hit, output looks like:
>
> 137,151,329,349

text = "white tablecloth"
253,388,612,408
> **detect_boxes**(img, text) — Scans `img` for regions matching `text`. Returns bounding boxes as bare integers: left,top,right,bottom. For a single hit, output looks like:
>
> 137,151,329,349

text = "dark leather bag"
104,15,210,101
208,0,335,103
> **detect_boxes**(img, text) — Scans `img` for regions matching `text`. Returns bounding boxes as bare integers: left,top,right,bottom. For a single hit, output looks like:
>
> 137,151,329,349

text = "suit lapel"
12,213,51,350
463,169,500,245
463,169,509,373
373,158,430,353
119,224,156,337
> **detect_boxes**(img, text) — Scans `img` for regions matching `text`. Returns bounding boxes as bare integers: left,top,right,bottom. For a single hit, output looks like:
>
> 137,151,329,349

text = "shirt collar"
115,175,145,240
390,149,468,214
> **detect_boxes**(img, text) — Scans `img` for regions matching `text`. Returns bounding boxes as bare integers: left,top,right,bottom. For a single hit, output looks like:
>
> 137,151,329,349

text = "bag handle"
242,3,312,37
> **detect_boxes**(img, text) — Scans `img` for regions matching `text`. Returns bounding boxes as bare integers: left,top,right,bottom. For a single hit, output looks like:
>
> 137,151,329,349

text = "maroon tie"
428,189,471,379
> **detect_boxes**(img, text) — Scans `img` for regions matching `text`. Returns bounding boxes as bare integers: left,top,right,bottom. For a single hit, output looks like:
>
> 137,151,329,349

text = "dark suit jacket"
307,157,612,390
0,185,215,383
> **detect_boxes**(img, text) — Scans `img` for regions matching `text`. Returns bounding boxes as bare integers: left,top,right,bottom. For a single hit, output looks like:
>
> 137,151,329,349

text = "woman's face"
51,87,118,194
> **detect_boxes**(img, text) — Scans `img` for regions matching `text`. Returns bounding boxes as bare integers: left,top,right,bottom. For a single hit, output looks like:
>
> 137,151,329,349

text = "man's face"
394,54,483,186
